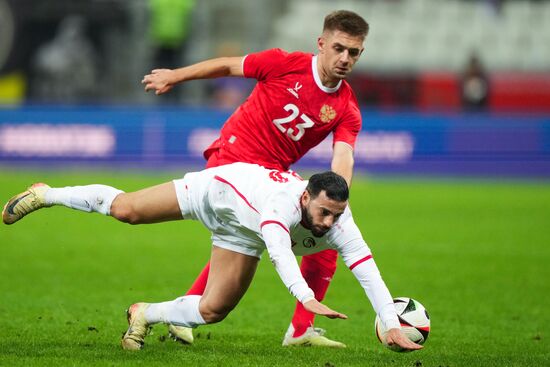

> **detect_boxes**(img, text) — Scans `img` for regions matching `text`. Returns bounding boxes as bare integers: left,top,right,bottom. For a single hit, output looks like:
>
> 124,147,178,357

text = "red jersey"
204,48,362,171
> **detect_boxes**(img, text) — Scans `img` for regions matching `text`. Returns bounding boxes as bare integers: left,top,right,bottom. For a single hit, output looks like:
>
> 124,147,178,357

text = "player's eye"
349,49,360,57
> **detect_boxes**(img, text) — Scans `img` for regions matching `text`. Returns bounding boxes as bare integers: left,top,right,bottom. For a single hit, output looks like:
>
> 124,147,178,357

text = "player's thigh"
114,181,182,223
302,249,338,269
201,245,259,313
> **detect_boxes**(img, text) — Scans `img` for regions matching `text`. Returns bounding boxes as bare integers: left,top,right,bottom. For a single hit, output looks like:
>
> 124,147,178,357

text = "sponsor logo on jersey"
287,82,302,99
319,104,337,123
303,237,316,248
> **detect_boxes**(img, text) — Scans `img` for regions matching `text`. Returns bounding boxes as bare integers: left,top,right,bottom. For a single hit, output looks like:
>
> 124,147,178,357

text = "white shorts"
173,171,265,259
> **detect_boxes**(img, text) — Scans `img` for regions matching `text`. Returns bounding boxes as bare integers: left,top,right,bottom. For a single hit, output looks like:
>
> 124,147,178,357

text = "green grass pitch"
1,168,549,366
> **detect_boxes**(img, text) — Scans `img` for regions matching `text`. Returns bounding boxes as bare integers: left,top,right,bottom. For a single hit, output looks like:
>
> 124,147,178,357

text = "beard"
301,206,330,238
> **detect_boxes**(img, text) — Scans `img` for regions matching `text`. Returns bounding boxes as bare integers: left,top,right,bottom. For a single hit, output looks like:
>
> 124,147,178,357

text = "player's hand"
142,69,175,95
385,328,423,351
303,299,348,319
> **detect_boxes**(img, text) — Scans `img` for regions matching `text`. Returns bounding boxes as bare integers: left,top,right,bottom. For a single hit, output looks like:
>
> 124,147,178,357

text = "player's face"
300,190,347,238
317,30,364,83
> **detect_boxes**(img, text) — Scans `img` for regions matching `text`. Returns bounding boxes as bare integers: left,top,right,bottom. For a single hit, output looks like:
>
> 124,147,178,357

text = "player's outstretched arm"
303,299,348,320
385,328,423,351
142,56,245,95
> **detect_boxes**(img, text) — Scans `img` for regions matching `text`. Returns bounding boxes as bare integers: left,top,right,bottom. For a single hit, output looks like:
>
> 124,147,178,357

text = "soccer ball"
374,297,430,352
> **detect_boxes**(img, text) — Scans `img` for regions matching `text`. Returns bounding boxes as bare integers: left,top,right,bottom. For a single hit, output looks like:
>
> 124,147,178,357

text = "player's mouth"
312,225,330,237
335,67,348,75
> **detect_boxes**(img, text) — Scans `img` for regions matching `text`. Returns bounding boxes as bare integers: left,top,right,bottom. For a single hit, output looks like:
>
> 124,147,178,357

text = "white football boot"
168,325,194,344
2,183,51,225
121,303,151,350
282,324,346,348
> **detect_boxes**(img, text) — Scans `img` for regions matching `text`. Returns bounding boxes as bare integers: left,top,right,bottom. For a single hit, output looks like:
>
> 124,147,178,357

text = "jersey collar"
312,55,342,94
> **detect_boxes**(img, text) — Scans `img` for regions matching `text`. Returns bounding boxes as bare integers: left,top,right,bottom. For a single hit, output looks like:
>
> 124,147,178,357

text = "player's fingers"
156,86,169,95
390,335,423,350
324,310,347,319
332,312,348,319
400,344,423,351
401,340,423,350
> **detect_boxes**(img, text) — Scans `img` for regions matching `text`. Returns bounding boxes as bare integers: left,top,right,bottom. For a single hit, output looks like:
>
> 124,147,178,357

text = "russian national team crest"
319,104,337,123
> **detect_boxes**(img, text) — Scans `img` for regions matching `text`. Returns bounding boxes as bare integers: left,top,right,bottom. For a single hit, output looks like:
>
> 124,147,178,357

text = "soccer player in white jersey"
3,163,422,352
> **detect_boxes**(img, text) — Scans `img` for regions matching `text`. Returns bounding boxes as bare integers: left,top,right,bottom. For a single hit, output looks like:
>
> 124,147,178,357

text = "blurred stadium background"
0,0,549,176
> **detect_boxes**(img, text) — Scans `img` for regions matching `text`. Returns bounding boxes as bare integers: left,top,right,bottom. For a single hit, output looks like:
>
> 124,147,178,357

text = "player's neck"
322,77,339,89
316,60,339,89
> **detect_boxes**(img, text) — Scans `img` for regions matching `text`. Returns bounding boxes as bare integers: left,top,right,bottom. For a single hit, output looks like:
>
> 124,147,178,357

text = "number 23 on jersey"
272,103,315,142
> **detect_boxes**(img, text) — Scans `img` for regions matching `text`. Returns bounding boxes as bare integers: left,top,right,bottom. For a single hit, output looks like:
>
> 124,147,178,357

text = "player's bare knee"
110,197,140,224
201,310,227,324
198,303,233,324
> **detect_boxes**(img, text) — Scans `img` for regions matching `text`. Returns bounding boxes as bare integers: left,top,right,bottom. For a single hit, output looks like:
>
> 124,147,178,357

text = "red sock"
292,249,338,337
185,262,210,296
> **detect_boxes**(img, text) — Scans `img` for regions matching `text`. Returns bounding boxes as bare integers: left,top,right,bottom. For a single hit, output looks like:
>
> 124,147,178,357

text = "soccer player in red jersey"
141,10,366,347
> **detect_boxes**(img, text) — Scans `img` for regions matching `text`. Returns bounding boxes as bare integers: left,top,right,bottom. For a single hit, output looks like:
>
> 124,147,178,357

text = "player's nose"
339,50,350,63
322,216,334,228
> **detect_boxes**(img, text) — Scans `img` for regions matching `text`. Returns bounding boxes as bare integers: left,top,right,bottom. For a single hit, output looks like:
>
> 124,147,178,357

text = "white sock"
44,185,123,215
144,295,206,328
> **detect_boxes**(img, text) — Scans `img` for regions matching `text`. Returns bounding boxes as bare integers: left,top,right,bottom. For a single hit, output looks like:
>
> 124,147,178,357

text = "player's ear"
317,36,325,53
301,190,310,207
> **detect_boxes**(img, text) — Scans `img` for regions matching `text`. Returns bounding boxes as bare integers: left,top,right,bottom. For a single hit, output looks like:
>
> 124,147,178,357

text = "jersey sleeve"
261,223,315,304
259,191,315,304
332,91,362,149
328,210,400,330
351,260,401,330
243,48,288,81
327,208,371,267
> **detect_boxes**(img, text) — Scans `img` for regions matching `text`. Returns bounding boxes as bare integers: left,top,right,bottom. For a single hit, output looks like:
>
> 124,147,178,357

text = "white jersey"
173,162,400,330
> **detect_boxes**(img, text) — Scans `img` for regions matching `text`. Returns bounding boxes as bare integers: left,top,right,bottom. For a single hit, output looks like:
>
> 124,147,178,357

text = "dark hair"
306,171,349,202
323,10,369,39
